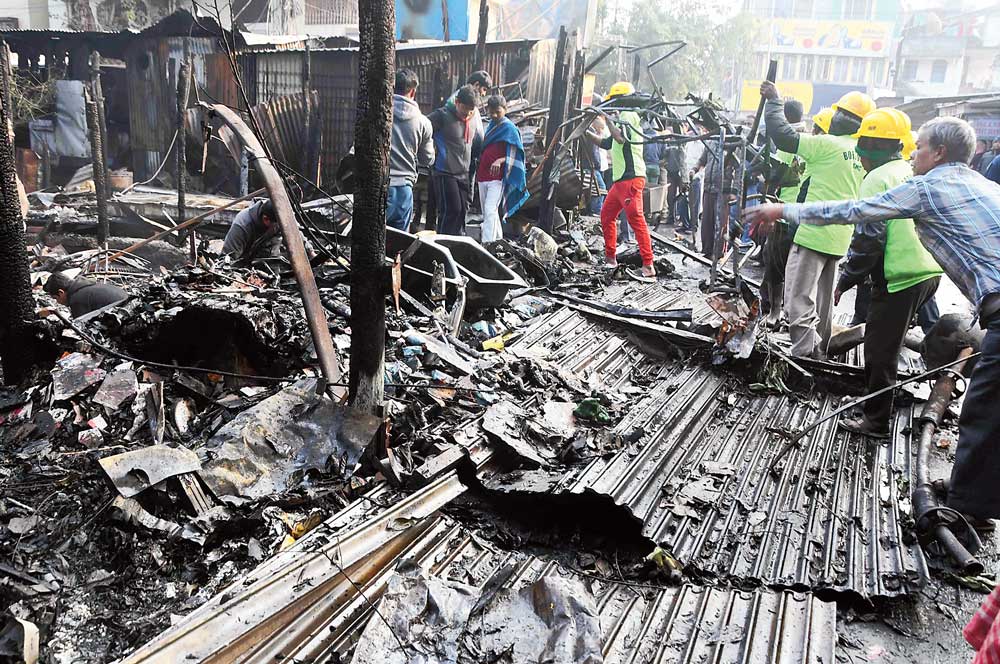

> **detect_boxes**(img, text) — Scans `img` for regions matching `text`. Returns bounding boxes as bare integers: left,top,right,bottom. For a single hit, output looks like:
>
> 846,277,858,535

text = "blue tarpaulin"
396,0,468,41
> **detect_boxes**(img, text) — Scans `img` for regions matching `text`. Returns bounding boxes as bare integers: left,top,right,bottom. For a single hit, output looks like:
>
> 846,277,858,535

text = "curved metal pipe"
912,348,982,575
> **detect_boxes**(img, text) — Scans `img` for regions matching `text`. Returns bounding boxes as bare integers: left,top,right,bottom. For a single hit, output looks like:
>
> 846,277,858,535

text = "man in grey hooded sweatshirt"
388,68,434,231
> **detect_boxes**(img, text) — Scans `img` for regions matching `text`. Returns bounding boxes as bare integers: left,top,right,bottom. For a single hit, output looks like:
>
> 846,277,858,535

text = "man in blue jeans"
745,116,1000,527
387,68,434,231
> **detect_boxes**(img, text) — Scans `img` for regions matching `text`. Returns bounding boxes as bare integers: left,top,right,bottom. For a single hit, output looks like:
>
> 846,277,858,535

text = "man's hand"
760,81,779,101
489,158,505,177
743,203,784,238
834,289,843,306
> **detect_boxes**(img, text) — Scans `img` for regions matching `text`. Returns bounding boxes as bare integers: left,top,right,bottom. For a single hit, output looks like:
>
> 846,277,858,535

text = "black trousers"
948,316,1000,518
700,192,728,259
862,277,939,428
434,173,469,236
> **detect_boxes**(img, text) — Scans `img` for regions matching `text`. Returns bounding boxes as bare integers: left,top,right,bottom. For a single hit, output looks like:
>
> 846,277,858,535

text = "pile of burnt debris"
2,193,988,663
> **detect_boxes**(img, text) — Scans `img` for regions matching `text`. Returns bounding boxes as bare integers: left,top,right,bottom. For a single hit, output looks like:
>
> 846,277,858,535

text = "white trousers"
478,180,504,243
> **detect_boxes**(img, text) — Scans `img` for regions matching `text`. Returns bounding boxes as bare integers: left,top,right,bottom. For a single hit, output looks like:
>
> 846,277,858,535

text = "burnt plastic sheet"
459,570,604,664
197,378,381,502
351,567,479,664
50,352,106,401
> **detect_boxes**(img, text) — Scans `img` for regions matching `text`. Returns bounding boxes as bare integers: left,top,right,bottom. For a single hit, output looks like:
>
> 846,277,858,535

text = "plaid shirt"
784,162,1000,313
966,583,1000,664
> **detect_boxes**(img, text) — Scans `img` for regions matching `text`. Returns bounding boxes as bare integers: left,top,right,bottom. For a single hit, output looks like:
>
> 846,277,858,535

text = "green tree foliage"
590,0,762,104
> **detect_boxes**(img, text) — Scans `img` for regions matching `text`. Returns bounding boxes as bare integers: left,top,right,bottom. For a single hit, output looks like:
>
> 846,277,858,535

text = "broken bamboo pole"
87,51,110,246
349,0,394,414
0,40,36,384
205,103,341,387
177,41,193,263
105,187,266,262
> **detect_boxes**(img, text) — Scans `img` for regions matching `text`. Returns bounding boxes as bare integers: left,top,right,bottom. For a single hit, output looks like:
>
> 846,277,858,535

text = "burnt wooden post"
0,41,36,384
349,0,394,413
537,25,569,234
87,51,109,246
176,41,193,262
473,0,489,72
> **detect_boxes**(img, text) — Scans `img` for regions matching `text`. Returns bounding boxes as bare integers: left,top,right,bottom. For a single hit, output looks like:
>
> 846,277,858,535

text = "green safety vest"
861,159,942,293
792,133,865,256
775,148,807,204
610,111,645,183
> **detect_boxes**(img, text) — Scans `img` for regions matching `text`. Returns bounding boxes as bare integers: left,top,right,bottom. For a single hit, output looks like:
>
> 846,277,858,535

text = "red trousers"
600,177,654,266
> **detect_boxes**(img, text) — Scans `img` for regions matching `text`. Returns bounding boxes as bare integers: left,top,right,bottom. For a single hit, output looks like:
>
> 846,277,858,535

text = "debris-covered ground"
1,203,995,663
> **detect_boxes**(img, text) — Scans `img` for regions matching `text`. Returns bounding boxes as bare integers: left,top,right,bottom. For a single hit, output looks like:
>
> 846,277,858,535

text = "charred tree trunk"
0,41,36,384
87,51,109,246
349,0,394,413
473,0,489,72
538,26,569,233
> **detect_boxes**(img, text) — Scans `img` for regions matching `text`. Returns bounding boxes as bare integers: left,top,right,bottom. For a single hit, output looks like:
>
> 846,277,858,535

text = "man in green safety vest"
833,108,942,437
761,84,876,358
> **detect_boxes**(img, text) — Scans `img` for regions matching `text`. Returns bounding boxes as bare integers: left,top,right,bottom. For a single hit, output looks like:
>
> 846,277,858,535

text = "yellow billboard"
740,80,814,113
768,19,893,56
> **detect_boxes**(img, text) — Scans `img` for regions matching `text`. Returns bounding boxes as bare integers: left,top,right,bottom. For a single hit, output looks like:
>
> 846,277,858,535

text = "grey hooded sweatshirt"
389,94,434,187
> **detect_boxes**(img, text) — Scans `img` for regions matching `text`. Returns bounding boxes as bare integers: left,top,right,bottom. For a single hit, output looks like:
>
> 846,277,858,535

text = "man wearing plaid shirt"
744,116,1000,527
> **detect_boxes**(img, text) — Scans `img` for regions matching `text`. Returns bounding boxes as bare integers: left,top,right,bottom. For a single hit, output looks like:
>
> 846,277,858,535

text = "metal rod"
204,103,341,386
710,127,725,287
768,350,983,473
106,188,266,262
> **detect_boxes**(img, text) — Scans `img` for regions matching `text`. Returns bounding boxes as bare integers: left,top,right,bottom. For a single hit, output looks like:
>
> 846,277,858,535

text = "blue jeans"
590,170,606,215
386,185,414,231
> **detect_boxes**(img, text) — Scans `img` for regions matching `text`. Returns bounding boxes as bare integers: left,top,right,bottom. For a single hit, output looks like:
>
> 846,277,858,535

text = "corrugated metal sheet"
227,514,837,663
250,91,319,172
255,52,303,100
500,308,929,599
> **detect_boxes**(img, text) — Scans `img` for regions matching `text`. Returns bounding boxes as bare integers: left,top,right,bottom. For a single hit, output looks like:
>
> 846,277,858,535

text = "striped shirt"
784,162,1000,313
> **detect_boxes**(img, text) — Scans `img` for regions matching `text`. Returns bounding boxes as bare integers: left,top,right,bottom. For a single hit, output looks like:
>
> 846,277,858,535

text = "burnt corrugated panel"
255,52,304,100
511,305,664,388
220,510,835,664
499,367,927,598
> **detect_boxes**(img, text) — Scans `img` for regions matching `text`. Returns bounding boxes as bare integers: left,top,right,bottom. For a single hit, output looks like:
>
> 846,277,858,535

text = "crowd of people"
743,85,1000,542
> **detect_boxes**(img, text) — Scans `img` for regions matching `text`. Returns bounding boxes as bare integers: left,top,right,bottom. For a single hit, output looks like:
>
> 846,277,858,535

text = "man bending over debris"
44,272,127,318
585,81,656,279
761,82,874,359
833,108,942,438
744,116,1000,527
222,199,279,262
387,68,434,231
429,85,483,235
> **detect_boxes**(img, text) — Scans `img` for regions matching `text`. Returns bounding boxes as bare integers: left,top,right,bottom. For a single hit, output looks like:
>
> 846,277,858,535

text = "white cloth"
479,179,504,243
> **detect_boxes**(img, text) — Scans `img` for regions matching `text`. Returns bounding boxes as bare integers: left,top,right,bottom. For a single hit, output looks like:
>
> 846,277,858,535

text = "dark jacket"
65,278,127,317
428,103,483,180
223,200,276,261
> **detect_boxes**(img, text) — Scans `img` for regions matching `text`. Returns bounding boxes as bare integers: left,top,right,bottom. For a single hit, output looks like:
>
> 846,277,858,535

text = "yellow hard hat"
833,90,876,120
903,130,918,160
812,107,833,133
858,108,910,141
608,81,636,98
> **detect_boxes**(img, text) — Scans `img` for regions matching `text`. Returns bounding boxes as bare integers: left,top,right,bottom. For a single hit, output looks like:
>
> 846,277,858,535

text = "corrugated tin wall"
125,36,221,182
251,41,534,187
255,52,304,101
525,39,556,108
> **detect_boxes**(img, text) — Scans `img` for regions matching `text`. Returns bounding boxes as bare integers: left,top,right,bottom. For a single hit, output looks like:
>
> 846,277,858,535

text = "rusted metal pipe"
203,103,341,385
912,347,983,574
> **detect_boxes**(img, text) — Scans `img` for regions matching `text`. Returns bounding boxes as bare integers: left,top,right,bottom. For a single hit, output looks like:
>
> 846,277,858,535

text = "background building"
740,0,901,113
